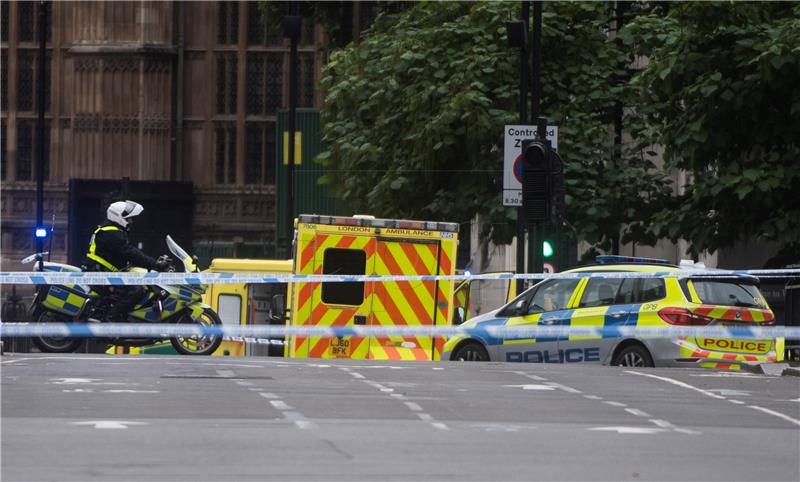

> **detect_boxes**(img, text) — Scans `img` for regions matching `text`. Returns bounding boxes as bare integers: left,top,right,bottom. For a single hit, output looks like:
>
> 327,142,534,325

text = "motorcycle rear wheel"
170,308,223,355
30,308,85,353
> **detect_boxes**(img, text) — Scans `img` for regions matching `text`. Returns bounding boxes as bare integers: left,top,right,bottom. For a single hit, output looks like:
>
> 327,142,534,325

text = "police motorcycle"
23,235,223,355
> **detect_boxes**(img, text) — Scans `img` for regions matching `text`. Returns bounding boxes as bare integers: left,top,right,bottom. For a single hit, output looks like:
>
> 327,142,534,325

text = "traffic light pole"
528,1,543,275
515,1,530,296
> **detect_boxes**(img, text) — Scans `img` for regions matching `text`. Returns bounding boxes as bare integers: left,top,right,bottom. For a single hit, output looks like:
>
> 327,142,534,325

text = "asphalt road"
2,354,799,482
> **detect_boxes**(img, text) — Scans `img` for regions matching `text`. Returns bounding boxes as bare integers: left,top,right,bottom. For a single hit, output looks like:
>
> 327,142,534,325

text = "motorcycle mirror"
21,252,49,264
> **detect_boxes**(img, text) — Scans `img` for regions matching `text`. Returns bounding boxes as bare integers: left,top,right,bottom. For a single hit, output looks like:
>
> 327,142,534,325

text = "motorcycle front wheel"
170,308,223,355
30,307,85,353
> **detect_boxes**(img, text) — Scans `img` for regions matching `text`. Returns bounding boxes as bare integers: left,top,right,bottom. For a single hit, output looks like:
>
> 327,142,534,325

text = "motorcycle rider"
82,200,169,322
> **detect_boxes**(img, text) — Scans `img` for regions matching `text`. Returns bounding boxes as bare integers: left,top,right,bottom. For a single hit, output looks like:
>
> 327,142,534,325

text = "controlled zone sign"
503,125,558,207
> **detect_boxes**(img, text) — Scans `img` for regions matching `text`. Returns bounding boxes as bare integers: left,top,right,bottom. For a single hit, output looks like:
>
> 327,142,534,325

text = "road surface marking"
589,426,668,435
650,419,674,428
544,382,582,394
625,408,651,418
504,384,556,391
0,358,34,364
603,401,627,407
259,392,279,399
417,413,433,421
283,411,317,430
728,399,745,405
708,389,751,397
104,390,159,393
432,367,444,371
513,371,547,381
747,405,800,426
404,402,423,412
72,421,147,429
583,395,602,400
270,400,293,410
248,387,263,392
216,369,236,378
235,381,254,386
431,422,450,430
625,370,726,400
349,372,366,379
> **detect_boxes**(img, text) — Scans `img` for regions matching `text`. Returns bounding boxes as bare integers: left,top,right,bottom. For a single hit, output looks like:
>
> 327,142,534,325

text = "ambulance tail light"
658,307,713,326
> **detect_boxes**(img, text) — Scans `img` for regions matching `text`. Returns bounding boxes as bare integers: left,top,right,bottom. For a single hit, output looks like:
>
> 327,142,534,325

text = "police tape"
2,322,799,340
2,268,800,285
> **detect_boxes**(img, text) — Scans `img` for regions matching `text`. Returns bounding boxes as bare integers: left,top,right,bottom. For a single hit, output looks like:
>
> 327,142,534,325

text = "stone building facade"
1,1,328,270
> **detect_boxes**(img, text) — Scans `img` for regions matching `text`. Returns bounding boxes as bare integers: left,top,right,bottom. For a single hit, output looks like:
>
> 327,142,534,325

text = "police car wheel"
452,342,489,362
612,344,654,368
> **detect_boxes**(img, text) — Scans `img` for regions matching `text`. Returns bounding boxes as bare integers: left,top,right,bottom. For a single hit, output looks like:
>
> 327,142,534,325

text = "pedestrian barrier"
1,321,798,340
2,268,800,285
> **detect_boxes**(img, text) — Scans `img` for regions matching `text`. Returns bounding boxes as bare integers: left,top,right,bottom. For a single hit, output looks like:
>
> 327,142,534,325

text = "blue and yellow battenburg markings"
43,285,88,315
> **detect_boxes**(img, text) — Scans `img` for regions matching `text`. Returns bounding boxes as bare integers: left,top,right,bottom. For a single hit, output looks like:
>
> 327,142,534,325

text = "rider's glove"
155,259,171,272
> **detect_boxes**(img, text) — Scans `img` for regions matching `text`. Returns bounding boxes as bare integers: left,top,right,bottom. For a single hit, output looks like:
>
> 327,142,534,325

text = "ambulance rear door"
291,225,377,359
370,236,447,360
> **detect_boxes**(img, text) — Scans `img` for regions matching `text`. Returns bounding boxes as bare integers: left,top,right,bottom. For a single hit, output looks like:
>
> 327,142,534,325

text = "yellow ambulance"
277,214,460,361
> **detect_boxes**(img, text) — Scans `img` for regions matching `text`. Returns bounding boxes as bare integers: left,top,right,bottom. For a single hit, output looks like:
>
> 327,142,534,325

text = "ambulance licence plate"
330,337,351,358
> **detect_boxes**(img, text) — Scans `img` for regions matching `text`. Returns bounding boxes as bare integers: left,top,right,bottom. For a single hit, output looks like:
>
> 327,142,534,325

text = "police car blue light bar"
34,228,48,238
596,255,672,265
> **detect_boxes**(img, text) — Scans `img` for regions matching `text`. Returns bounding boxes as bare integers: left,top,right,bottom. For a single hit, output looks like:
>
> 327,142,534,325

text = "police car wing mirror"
21,252,49,264
270,294,286,322
513,299,527,315
453,306,466,325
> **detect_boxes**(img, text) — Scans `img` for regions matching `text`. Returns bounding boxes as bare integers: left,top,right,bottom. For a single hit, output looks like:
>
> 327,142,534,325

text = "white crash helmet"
107,200,144,228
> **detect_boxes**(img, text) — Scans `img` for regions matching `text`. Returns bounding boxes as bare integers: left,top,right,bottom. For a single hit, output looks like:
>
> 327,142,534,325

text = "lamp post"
283,3,301,256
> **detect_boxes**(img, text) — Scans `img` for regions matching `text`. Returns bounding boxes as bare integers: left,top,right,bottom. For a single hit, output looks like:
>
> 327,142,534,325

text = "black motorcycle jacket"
83,223,160,272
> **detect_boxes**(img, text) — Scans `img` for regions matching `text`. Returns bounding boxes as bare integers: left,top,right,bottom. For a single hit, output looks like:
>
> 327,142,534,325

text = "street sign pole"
515,1,530,296
528,0,543,275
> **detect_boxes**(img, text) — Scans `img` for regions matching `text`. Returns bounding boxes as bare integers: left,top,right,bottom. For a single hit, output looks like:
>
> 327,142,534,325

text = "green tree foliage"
622,2,800,264
318,2,668,247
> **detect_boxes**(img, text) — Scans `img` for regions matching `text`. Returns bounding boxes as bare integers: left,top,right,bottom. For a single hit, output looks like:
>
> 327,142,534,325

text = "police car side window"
638,278,666,303
615,278,637,304
578,279,623,308
526,279,580,314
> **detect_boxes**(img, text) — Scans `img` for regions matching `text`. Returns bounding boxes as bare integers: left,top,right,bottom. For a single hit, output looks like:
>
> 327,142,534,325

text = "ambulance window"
218,294,242,326
322,248,366,305
638,278,666,303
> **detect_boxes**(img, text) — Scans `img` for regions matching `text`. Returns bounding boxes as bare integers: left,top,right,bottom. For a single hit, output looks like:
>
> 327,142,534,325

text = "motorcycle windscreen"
166,235,196,272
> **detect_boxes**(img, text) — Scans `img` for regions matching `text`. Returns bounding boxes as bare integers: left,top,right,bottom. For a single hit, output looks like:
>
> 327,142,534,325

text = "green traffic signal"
543,240,554,258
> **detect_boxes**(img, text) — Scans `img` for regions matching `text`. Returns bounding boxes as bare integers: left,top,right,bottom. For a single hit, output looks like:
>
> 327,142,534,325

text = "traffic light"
542,240,554,258
521,139,551,224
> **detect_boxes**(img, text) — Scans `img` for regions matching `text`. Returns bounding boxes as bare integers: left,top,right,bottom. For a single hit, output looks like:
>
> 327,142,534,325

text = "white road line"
625,370,726,400
404,402,423,412
259,392,279,400
390,393,404,398
512,371,547,381
544,382,582,394
270,400,293,411
625,408,651,418
216,369,236,378
248,387,263,392
431,422,450,430
748,405,800,427
729,399,746,405
380,387,394,392
235,381,254,386
583,395,602,400
0,357,34,364
650,419,675,429
349,372,365,379
417,413,434,422
283,411,317,430
603,401,627,407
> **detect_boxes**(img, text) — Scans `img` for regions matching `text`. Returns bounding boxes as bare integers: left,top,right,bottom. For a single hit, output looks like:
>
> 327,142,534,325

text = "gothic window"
245,123,275,184
1,50,7,111
1,121,6,181
215,53,237,114
15,50,51,112
16,122,32,181
245,53,282,115
17,50,33,111
18,1,33,42
247,4,281,46
215,125,236,184
300,55,315,108
14,120,50,181
1,1,8,42
217,1,239,45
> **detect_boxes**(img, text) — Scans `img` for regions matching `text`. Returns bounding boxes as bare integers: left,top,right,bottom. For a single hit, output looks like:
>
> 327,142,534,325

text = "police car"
443,256,783,369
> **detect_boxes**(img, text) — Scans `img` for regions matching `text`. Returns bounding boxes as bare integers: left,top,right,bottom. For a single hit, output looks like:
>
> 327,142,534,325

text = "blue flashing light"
464,270,472,277
596,255,672,266
35,227,48,238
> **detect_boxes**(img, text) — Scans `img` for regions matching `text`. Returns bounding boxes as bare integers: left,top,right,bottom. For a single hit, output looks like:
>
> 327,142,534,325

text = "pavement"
2,354,799,481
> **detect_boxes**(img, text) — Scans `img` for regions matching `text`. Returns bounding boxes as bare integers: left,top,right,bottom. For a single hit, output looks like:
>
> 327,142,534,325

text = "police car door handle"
609,311,627,318
540,319,555,325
